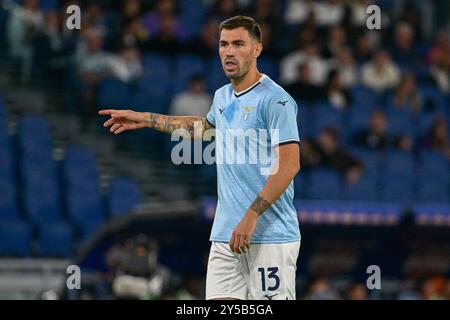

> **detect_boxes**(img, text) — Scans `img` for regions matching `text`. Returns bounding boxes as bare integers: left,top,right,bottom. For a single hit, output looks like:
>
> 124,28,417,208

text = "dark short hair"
219,15,262,43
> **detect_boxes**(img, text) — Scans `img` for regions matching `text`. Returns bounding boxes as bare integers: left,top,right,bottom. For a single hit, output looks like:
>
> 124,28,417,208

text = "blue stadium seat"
108,177,143,217
313,102,343,134
0,95,5,117
98,77,130,108
259,57,278,81
206,58,228,94
0,180,19,222
63,146,105,235
417,112,447,140
418,151,449,181
420,85,447,113
0,222,31,257
139,54,171,96
297,102,314,138
344,174,377,202
346,106,375,142
179,0,206,39
294,171,309,199
417,151,449,202
129,89,168,115
0,117,19,223
309,168,343,200
173,54,206,94
37,223,74,257
385,106,413,136
348,147,379,178
349,85,379,109
17,116,64,225
378,151,415,202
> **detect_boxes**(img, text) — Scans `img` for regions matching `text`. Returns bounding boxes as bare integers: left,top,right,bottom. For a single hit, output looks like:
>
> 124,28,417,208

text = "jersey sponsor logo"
277,100,289,106
219,107,225,114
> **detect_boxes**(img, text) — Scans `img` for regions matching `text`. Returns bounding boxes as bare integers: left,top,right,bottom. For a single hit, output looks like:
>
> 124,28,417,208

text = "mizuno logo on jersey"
277,100,288,106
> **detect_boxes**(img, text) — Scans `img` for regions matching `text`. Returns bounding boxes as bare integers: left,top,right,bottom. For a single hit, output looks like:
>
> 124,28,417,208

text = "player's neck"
231,69,262,94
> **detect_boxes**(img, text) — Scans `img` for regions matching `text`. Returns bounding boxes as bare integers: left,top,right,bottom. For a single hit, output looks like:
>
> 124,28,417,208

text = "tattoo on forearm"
250,196,272,215
147,113,212,139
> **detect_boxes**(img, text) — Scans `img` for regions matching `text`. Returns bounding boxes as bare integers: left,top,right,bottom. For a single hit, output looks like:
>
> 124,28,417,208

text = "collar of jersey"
233,74,267,98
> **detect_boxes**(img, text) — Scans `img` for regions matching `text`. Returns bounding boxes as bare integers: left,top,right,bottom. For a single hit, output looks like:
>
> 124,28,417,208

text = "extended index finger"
98,109,117,116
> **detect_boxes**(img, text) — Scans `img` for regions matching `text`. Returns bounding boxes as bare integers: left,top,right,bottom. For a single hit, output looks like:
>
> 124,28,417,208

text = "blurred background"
0,0,449,300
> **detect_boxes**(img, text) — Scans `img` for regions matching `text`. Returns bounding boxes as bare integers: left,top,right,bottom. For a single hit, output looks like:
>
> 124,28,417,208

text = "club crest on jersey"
242,106,255,120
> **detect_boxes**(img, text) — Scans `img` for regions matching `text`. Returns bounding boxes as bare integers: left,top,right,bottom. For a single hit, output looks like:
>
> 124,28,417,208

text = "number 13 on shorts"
258,267,280,299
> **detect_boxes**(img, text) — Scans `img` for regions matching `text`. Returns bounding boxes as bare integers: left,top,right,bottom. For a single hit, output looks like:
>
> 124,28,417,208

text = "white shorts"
205,241,300,300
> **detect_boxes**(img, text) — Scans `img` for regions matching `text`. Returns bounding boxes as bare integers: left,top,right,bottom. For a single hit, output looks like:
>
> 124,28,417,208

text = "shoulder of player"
260,86,296,108
259,77,295,105
212,83,232,98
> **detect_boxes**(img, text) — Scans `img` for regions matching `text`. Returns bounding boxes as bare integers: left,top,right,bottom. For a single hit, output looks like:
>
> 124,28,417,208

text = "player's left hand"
229,210,259,254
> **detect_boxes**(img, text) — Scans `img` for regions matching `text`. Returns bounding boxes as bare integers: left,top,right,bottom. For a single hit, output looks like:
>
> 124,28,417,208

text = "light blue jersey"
206,74,301,244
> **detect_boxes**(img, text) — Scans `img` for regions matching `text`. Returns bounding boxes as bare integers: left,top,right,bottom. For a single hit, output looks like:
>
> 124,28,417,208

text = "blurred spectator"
82,2,106,29
322,25,347,59
173,276,203,300
141,0,183,40
330,47,358,88
313,0,346,27
391,72,423,113
108,0,149,50
246,0,280,26
389,22,418,68
420,117,450,160
281,41,329,85
285,63,324,103
354,110,413,151
397,278,422,300
169,75,212,117
345,283,368,300
105,46,143,83
143,13,182,54
427,33,450,93
325,69,350,110
109,234,173,300
184,19,219,57
421,277,447,300
209,0,241,21
302,127,364,184
353,32,374,65
6,0,44,83
361,51,401,93
284,0,314,25
31,10,67,89
304,278,341,300
350,0,371,28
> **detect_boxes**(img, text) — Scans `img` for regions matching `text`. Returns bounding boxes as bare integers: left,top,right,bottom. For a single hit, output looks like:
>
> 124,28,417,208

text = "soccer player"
99,15,301,300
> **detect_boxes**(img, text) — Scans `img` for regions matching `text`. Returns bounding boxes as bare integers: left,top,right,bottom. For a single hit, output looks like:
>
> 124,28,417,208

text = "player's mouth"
224,60,238,70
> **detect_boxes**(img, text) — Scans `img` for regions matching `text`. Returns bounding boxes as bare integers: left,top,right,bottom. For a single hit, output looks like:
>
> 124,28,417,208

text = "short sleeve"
263,95,300,147
206,102,216,127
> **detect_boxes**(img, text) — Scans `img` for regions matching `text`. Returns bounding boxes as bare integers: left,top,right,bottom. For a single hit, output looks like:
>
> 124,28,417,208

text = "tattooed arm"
229,143,301,254
98,109,214,139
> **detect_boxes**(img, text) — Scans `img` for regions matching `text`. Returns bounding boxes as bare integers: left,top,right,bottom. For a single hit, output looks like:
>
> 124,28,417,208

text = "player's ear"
254,42,263,58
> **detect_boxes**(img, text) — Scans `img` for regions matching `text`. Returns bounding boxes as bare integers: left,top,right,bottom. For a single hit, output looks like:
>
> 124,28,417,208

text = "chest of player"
215,97,263,129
